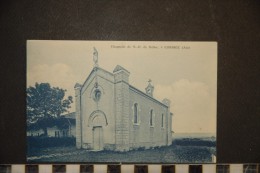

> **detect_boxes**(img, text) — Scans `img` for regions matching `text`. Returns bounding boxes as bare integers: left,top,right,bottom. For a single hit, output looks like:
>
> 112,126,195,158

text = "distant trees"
27,83,73,135
173,138,216,147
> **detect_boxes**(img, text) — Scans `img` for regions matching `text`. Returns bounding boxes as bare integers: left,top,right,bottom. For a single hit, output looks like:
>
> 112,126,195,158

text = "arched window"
134,103,138,124
161,114,164,128
150,109,153,126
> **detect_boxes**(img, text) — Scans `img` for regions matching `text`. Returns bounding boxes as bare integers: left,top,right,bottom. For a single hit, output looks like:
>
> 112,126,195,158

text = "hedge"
27,136,76,148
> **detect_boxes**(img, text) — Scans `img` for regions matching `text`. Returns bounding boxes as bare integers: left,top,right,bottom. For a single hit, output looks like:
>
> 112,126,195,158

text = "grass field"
27,138,216,163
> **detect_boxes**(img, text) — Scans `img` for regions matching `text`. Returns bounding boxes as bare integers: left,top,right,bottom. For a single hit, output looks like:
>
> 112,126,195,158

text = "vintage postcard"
26,41,217,163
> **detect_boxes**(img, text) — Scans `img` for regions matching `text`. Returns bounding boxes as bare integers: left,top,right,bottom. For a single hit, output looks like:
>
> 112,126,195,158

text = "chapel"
74,48,173,151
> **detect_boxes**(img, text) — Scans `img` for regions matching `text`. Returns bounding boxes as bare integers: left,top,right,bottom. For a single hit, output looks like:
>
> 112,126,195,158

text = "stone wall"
80,68,116,149
114,69,130,151
76,66,172,151
162,99,172,146
74,84,82,148
129,86,170,149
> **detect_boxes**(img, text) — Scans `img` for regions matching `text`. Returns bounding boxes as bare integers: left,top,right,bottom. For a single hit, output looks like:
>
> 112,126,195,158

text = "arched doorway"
88,110,108,150
92,126,103,150
92,115,105,150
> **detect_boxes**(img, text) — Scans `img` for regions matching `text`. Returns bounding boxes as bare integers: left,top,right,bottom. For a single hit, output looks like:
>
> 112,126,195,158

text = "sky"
27,40,217,134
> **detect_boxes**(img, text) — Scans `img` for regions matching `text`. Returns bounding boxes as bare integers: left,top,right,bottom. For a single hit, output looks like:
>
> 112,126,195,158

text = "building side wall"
76,67,172,151
129,89,169,149
114,70,130,151
80,73,116,150
46,126,68,137
70,125,76,137
27,129,44,137
168,111,172,145
46,127,57,137
75,87,82,148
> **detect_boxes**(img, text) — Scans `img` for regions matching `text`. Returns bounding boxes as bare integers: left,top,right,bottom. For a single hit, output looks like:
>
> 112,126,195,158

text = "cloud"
27,63,79,112
27,64,216,133
154,79,216,133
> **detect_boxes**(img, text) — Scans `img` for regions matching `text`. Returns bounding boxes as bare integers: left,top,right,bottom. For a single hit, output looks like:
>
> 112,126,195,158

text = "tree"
27,83,73,135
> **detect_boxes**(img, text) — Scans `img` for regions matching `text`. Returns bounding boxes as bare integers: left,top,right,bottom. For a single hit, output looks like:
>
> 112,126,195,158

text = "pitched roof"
74,83,82,89
113,65,130,74
27,122,41,131
61,112,76,119
80,67,114,90
129,85,168,108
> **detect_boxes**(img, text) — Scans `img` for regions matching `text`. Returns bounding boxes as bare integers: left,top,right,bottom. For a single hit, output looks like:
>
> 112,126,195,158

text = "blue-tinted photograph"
27,41,217,163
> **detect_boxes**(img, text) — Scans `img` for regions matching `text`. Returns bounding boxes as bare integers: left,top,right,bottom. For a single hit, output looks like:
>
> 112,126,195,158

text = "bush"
27,136,76,148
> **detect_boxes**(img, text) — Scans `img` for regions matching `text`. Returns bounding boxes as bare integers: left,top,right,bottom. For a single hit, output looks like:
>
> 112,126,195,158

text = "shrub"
27,136,76,148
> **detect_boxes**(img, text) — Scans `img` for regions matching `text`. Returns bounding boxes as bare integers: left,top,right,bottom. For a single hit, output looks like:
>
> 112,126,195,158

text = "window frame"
133,103,140,125
243,165,258,173
149,109,155,127
216,165,230,173
161,113,164,129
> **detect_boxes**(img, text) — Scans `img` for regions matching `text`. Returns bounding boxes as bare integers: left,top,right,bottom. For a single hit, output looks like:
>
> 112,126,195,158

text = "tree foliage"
27,83,73,125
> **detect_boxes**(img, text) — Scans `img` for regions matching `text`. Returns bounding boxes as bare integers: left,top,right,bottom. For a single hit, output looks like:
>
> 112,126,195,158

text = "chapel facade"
74,49,173,151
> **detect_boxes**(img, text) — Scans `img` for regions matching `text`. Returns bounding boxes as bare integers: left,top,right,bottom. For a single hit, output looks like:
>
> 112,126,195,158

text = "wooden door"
93,126,103,150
